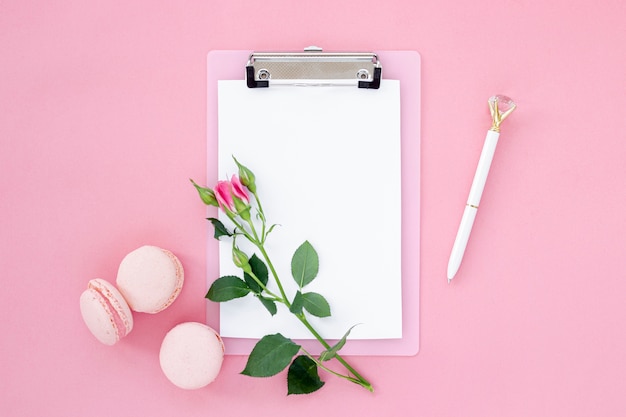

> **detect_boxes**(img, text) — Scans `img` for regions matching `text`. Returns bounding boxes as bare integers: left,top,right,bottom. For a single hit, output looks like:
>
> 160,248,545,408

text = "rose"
214,175,250,219
230,175,249,203
191,158,373,394
214,180,235,212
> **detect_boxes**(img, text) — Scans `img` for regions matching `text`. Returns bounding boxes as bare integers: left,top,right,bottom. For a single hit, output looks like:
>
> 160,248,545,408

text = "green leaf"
289,291,304,315
301,292,331,318
319,324,359,362
207,217,232,240
291,240,319,288
287,355,325,395
241,334,301,377
243,254,269,294
206,275,250,302
257,295,277,316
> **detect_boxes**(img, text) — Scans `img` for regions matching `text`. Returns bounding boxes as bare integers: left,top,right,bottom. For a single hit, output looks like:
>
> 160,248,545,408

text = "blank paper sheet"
217,80,402,340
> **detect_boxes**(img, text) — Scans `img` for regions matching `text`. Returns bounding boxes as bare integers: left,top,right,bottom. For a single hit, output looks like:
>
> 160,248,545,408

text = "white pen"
447,95,516,282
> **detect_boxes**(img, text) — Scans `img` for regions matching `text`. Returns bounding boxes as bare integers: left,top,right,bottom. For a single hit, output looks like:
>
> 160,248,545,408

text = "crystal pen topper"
447,95,517,282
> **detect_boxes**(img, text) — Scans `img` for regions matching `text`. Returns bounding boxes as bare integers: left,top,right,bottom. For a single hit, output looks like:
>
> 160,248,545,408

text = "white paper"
217,80,402,340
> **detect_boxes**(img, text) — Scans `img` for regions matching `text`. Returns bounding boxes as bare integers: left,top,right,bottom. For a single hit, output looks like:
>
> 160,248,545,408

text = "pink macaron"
159,322,225,389
116,245,184,314
80,278,134,346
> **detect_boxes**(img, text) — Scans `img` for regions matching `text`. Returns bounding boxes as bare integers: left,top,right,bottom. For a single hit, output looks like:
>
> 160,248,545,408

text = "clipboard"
206,49,420,356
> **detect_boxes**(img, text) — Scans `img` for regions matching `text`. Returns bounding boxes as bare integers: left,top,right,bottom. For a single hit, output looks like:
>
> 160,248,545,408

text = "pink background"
1,1,625,416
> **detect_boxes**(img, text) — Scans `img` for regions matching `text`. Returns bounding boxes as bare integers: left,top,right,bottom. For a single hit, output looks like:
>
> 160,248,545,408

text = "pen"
447,95,516,282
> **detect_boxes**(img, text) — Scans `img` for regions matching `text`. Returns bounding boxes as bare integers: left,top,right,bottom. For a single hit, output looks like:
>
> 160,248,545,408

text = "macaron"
159,322,225,389
116,245,184,314
79,278,134,346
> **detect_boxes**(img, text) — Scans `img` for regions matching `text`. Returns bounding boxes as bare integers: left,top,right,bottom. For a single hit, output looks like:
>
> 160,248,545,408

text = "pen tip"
447,265,457,282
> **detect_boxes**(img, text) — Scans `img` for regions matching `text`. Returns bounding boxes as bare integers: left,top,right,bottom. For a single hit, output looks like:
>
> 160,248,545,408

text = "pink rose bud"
214,181,236,213
230,175,249,203
230,176,251,220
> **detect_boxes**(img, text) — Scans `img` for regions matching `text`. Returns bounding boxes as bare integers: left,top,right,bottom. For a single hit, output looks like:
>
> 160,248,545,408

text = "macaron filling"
89,281,130,339
156,249,184,312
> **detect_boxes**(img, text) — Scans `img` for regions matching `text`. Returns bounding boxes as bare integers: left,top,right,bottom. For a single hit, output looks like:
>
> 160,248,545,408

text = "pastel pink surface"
116,245,184,313
2,1,626,417
159,322,224,390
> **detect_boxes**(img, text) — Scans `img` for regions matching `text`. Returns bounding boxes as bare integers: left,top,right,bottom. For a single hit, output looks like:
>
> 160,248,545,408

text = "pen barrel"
467,130,500,206
447,205,478,279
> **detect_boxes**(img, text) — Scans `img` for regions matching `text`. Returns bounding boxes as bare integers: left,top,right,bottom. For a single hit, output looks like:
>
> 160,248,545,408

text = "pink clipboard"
206,50,420,356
